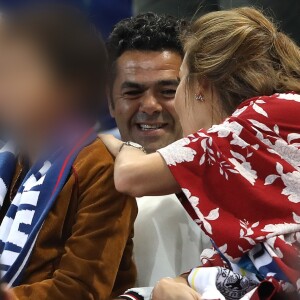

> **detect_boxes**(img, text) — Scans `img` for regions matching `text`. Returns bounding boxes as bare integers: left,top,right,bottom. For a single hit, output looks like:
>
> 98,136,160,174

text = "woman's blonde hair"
183,7,300,114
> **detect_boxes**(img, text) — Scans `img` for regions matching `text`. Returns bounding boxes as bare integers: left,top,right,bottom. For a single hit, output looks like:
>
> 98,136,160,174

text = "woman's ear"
196,77,210,94
194,80,206,101
196,78,219,105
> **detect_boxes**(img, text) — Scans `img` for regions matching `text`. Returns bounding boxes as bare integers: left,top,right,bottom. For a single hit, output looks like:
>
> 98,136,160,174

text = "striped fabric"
0,129,96,286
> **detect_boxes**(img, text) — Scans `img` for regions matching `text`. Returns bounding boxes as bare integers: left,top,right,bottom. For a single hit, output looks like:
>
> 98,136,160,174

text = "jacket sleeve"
12,143,137,300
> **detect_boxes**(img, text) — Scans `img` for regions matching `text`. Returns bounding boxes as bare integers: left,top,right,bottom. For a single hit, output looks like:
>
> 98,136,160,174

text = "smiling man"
107,13,210,289
107,13,183,153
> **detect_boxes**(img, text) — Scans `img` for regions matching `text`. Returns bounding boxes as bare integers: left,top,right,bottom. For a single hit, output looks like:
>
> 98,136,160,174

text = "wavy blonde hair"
183,7,300,114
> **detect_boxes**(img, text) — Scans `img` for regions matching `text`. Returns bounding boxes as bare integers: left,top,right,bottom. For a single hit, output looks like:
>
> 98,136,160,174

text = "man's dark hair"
107,13,187,108
3,4,107,121
107,12,187,63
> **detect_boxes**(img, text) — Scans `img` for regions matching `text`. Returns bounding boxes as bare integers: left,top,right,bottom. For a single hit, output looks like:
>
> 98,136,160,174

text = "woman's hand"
99,134,123,157
152,277,201,300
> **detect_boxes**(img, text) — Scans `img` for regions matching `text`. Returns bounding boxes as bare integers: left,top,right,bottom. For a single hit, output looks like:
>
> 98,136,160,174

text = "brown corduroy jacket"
3,138,137,300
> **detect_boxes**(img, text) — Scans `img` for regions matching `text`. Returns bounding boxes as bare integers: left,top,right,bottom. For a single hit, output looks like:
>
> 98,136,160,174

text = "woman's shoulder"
238,92,300,109
232,92,300,122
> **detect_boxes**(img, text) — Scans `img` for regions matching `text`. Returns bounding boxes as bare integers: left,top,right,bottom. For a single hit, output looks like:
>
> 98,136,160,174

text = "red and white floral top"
158,93,300,298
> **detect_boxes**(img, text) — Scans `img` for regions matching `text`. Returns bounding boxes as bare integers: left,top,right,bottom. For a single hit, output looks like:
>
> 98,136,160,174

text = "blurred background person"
107,12,210,287
0,5,136,299
102,6,300,300
0,0,132,135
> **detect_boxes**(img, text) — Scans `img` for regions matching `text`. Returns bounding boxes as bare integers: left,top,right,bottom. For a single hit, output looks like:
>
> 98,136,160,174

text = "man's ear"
106,86,115,118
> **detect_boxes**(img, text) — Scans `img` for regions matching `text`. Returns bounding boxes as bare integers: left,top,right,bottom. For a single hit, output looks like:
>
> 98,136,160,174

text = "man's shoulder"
71,138,116,190
71,138,136,209
73,137,114,172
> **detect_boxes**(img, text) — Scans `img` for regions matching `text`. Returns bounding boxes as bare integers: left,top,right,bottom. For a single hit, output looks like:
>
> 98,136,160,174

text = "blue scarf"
0,128,96,286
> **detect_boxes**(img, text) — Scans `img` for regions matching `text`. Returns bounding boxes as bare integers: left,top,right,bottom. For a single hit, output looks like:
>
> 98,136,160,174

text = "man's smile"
136,122,168,131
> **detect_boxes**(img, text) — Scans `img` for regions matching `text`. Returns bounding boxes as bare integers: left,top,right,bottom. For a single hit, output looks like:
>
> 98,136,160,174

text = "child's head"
0,4,107,143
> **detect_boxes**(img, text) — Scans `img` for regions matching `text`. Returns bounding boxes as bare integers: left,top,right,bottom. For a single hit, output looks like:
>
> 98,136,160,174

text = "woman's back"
158,92,300,258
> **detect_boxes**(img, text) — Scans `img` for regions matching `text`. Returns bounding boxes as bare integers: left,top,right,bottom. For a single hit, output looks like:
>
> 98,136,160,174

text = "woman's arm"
100,135,181,197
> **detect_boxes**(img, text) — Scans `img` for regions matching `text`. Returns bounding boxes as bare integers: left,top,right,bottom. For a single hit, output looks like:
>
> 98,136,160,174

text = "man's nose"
139,95,162,115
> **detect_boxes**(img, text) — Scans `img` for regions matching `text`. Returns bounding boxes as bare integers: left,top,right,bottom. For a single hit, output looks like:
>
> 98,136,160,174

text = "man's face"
110,50,183,153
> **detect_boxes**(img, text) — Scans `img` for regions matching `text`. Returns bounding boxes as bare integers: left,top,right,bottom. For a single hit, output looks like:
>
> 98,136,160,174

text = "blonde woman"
103,7,300,300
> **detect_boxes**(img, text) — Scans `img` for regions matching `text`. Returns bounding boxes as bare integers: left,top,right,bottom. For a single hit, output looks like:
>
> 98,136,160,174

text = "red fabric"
158,93,300,298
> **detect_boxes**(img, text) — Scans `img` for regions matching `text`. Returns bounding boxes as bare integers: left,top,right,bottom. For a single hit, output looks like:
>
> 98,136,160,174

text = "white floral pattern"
158,93,300,297
182,188,219,235
159,137,196,166
228,157,257,185
265,162,300,203
239,220,259,245
276,92,300,102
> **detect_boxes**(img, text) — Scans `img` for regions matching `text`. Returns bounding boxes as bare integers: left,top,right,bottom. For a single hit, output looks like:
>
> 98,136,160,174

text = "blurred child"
0,5,137,299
